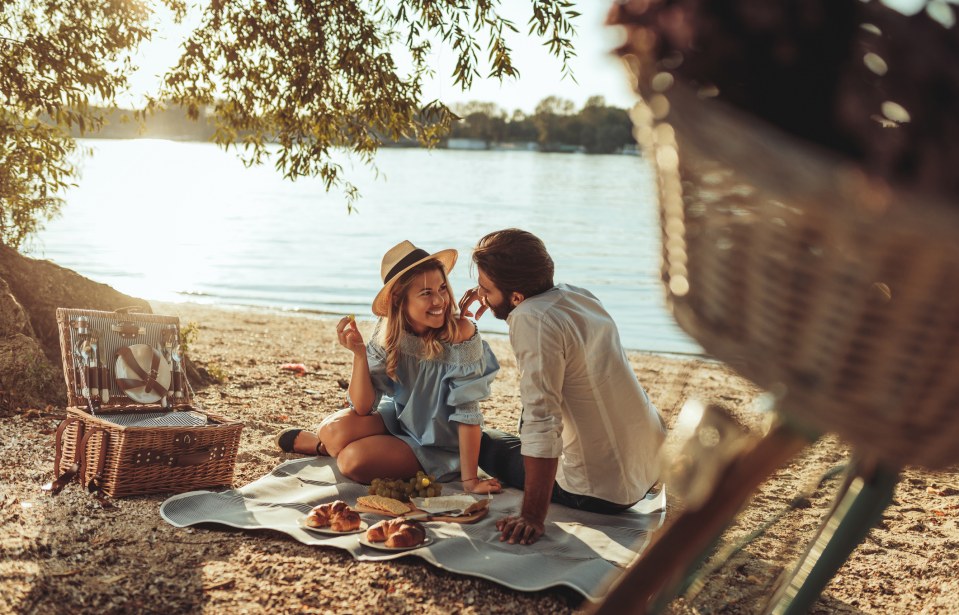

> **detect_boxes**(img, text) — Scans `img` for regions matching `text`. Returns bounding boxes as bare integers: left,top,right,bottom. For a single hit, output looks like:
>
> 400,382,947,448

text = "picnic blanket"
159,456,666,601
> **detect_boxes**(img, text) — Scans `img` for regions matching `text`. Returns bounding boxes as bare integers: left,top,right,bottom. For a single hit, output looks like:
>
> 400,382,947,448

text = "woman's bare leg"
287,408,387,456
335,435,422,483
318,408,389,457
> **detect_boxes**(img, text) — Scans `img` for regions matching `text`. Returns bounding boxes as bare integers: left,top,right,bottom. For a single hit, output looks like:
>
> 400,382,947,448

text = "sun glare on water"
48,139,314,303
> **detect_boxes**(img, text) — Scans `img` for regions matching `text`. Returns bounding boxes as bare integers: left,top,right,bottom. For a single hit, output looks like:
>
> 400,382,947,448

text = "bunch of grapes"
368,470,442,499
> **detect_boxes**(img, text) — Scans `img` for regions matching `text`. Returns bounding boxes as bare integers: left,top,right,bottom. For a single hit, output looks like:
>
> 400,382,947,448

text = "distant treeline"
69,106,217,141
69,96,638,155
448,96,636,154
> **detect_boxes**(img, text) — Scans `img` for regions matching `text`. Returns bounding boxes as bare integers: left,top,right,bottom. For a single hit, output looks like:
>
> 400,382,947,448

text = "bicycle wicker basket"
54,308,243,497
625,76,959,470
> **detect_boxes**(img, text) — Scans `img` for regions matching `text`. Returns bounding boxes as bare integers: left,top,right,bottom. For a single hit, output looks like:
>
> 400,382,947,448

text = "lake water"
26,139,702,355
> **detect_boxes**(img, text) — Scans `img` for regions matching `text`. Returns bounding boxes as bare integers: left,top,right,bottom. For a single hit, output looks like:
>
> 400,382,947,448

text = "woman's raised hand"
336,315,365,354
458,287,488,320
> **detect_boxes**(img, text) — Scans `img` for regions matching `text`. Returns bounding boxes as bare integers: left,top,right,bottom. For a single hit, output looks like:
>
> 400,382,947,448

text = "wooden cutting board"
354,499,490,524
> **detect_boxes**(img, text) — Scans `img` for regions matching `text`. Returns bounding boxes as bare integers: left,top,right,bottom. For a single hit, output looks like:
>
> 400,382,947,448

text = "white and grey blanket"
159,457,666,601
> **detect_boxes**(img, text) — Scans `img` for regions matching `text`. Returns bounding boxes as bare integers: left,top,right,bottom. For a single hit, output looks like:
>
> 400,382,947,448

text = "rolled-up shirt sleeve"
511,313,565,458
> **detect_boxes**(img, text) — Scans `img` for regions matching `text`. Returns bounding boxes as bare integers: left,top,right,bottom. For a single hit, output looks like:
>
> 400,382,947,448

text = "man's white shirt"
507,284,666,505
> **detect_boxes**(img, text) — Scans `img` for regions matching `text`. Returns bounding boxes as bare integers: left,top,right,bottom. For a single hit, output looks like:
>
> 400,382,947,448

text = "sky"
128,2,639,114
418,2,639,113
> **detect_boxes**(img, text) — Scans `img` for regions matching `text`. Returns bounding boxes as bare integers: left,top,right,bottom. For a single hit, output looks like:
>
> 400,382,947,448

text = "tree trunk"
0,244,151,411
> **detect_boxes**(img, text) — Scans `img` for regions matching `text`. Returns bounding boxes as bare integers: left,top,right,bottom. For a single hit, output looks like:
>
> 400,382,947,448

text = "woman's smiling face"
402,267,450,335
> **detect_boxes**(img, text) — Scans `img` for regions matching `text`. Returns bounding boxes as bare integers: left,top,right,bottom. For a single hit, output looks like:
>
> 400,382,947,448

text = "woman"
276,240,502,495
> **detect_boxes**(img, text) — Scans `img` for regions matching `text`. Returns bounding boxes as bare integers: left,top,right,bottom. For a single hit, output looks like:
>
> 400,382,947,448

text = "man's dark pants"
478,428,634,515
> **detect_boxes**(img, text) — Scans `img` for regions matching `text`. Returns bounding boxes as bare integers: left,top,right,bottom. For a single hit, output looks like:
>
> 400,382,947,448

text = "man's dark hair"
472,228,555,298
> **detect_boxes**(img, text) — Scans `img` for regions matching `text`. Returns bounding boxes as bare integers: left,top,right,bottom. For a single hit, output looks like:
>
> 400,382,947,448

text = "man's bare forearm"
521,455,558,524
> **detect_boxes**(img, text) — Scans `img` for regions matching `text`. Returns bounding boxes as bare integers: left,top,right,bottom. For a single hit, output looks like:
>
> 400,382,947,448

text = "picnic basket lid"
56,308,193,410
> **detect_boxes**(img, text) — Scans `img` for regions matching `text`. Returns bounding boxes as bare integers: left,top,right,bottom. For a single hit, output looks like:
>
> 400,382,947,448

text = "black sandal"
275,428,303,453
275,428,327,456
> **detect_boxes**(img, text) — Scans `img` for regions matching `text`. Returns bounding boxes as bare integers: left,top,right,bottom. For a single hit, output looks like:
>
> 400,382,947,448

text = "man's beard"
487,296,514,320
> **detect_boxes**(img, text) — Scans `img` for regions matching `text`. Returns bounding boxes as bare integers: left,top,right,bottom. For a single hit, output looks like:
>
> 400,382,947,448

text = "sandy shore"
1,302,957,614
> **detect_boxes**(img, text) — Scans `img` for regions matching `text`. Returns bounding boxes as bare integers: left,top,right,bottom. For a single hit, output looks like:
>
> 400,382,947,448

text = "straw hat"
371,240,458,316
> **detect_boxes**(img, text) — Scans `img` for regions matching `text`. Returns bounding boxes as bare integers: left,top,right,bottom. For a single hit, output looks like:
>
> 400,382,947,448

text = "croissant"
365,518,426,548
305,507,330,528
364,519,390,542
328,500,350,515
329,509,361,532
306,500,352,528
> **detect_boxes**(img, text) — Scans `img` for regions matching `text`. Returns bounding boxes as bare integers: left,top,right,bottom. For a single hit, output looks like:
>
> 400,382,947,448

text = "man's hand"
499,455,557,546
458,287,488,320
496,514,545,545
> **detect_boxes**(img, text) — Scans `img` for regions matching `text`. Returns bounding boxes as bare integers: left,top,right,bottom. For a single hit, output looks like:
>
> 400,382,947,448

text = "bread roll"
328,500,349,516
329,509,361,532
385,521,426,548
365,518,426,548
306,500,353,528
305,506,330,528
364,519,390,542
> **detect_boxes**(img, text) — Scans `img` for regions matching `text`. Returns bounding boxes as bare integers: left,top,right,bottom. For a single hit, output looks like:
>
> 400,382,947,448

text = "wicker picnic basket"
624,68,959,470
51,308,243,497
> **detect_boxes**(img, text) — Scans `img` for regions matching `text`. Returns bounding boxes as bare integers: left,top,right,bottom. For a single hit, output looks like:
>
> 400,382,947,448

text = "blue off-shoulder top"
366,321,500,481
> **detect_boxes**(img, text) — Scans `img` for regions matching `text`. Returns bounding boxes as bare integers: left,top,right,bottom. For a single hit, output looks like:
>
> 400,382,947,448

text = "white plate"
357,535,434,551
115,344,172,404
298,517,368,535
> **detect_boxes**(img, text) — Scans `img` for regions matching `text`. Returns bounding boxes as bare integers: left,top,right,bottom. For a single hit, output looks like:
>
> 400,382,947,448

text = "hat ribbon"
384,248,430,284
116,346,168,398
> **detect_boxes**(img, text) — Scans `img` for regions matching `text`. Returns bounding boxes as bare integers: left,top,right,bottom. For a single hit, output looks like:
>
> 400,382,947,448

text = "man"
458,228,666,545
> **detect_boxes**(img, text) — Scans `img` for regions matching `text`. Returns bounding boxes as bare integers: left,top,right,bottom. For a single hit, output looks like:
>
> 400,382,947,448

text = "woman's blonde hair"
378,259,459,380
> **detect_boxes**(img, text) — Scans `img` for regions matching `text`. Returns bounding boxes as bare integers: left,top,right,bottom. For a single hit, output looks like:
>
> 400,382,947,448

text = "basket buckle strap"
174,449,213,466
133,446,222,467
116,346,167,398
80,427,110,493
42,416,86,495
53,415,84,472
